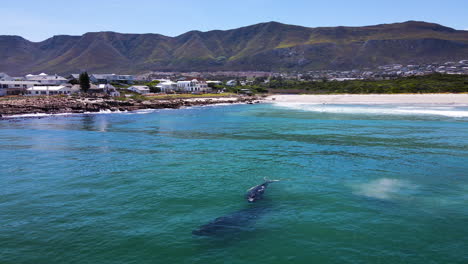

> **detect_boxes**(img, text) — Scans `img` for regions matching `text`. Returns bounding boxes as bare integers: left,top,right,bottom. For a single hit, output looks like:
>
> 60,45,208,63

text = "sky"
2,0,468,42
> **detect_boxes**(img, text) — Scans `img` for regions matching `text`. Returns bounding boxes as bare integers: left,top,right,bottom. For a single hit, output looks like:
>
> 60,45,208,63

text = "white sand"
266,94,468,104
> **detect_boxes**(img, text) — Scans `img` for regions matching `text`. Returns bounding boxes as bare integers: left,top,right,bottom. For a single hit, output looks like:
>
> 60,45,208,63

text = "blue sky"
2,0,467,41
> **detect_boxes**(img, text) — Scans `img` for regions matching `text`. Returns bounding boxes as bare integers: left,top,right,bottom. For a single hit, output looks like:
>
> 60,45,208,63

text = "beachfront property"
25,73,68,86
68,73,135,84
0,81,41,95
26,86,72,96
176,79,210,92
128,85,150,94
156,81,178,93
89,84,121,97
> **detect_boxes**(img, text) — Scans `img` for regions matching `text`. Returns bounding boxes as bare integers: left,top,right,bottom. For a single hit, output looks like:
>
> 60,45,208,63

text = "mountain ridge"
1,21,468,75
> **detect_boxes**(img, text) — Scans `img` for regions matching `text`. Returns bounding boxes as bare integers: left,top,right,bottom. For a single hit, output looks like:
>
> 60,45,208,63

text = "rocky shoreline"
0,96,261,118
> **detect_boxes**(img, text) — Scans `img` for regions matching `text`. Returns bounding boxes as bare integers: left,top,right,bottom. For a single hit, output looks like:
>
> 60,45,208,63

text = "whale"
192,204,270,237
246,178,279,203
192,179,280,237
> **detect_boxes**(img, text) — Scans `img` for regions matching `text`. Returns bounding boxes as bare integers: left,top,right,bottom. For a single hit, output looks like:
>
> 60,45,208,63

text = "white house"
176,79,210,93
156,81,178,93
26,86,72,96
226,80,237,86
0,81,40,96
206,80,222,85
25,73,68,85
128,85,150,94
97,84,120,97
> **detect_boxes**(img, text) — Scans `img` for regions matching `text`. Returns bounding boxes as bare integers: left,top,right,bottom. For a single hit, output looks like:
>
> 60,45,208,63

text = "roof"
160,81,176,85
0,81,40,85
26,74,67,81
128,85,149,90
92,74,116,79
27,86,70,91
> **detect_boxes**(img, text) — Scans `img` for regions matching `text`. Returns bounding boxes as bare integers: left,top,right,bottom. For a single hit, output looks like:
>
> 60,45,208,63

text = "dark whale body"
192,205,269,237
192,179,279,237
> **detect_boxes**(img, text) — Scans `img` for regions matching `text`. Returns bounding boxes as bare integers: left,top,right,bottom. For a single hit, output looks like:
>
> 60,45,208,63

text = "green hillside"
0,21,467,75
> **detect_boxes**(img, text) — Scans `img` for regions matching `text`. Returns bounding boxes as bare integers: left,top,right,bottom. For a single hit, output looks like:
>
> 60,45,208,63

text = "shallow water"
1,103,467,263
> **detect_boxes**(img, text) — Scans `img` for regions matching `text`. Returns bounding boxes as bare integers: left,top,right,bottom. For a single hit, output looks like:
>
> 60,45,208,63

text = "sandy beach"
266,94,468,104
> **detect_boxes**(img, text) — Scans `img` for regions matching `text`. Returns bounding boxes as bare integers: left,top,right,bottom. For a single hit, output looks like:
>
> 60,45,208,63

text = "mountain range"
1,21,468,75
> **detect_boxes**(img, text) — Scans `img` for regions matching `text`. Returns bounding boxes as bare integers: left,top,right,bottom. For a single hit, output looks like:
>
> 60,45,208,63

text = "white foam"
274,102,468,118
353,178,417,200
3,112,73,118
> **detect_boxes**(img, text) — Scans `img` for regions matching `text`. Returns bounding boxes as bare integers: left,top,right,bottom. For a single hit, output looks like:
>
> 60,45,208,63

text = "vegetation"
144,80,161,93
3,21,468,75
79,72,91,92
236,74,468,94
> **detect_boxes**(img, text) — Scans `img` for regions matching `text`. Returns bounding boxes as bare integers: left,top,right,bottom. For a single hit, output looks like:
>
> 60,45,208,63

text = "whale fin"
264,177,280,183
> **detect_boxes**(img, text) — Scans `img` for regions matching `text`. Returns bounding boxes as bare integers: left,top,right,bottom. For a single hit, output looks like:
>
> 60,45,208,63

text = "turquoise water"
1,103,468,264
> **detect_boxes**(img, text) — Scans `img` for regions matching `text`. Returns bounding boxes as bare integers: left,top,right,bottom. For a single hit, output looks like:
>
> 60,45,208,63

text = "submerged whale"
192,204,270,237
192,179,280,237
246,178,279,203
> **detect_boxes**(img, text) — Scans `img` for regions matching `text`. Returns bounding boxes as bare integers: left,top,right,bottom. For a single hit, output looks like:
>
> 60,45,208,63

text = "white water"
274,102,468,118
352,178,419,200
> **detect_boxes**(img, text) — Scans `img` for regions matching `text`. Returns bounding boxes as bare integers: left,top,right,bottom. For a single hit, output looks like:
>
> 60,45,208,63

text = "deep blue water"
1,103,467,264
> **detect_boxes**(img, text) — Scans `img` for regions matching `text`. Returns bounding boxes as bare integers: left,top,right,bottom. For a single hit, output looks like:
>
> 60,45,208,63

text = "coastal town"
0,72,214,97
1,60,467,98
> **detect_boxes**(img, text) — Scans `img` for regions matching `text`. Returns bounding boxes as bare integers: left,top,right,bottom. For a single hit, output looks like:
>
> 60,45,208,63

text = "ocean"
1,103,467,263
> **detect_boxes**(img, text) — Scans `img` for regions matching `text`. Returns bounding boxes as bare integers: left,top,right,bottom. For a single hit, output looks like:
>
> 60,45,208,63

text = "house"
91,74,134,84
89,84,120,96
176,79,211,93
156,81,178,93
226,80,237,86
25,73,68,85
206,80,222,85
70,85,82,94
68,74,98,83
26,86,72,96
128,85,150,94
0,81,40,96
239,89,253,95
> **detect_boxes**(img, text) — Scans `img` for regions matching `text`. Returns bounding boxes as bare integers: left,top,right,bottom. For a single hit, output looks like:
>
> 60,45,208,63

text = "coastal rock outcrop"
0,96,258,117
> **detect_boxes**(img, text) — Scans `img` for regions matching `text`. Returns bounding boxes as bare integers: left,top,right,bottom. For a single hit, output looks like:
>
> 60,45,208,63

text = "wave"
3,109,131,119
2,102,251,119
274,102,468,118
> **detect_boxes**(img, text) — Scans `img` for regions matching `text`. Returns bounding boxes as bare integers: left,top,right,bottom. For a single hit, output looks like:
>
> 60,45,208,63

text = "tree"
145,80,160,93
79,72,91,92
